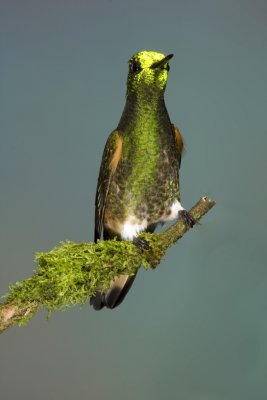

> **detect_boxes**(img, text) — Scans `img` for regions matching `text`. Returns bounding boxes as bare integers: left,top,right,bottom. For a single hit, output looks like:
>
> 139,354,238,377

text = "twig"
0,196,215,333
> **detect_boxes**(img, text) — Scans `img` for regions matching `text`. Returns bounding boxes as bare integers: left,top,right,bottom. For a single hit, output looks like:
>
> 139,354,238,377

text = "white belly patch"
121,219,148,240
162,199,184,222
120,200,184,240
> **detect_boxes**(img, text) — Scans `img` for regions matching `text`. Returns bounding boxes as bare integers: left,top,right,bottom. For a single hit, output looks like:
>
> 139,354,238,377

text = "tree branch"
0,196,215,333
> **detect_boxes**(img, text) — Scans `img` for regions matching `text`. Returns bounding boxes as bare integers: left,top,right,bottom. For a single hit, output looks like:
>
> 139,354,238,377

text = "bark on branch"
0,196,215,334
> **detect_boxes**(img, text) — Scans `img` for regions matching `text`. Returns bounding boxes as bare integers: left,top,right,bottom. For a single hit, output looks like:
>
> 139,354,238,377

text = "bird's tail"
90,274,137,310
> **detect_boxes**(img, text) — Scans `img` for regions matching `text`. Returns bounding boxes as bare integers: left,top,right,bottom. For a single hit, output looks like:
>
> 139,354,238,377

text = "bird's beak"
151,54,174,69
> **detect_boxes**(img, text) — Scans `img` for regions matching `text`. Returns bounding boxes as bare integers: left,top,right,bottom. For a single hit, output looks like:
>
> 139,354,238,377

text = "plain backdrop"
1,1,267,399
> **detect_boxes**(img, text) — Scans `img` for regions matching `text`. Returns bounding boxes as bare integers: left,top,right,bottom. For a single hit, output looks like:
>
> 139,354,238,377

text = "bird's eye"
130,61,142,74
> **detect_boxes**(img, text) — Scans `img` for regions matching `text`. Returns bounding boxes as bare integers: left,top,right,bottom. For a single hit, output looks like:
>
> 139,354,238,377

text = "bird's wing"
172,124,184,167
94,130,123,242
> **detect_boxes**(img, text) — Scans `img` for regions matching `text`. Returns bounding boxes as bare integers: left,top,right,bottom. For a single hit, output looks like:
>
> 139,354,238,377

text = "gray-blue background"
1,1,266,399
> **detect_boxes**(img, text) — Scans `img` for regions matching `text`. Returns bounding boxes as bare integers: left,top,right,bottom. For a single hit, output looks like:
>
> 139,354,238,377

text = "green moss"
6,240,148,314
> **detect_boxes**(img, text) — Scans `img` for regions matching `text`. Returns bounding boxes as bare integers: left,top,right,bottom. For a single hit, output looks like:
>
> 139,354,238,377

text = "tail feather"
90,274,136,310
91,224,156,310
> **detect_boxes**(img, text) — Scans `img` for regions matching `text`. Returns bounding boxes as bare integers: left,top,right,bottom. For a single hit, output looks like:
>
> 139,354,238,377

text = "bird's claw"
133,237,150,251
179,210,195,228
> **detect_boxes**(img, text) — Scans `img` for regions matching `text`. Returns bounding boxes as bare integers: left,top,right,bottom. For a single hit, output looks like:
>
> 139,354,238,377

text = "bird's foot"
133,237,150,251
179,210,195,228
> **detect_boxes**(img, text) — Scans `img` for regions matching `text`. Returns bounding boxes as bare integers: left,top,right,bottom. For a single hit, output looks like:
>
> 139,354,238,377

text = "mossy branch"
0,196,215,333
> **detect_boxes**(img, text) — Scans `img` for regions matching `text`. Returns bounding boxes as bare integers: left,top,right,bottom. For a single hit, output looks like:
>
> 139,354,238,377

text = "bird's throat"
117,91,169,133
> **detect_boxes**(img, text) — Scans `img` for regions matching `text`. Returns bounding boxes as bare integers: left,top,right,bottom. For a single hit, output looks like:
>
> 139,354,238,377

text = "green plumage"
110,105,180,223
95,51,182,241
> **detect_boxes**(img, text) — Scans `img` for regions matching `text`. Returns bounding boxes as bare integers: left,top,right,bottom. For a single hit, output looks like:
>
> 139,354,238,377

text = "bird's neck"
117,90,170,132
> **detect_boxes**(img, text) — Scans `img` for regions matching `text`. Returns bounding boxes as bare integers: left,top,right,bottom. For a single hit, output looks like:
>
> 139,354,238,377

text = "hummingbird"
91,50,194,310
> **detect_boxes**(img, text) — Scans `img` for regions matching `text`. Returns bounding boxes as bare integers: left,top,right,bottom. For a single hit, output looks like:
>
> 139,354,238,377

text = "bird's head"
126,50,173,97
